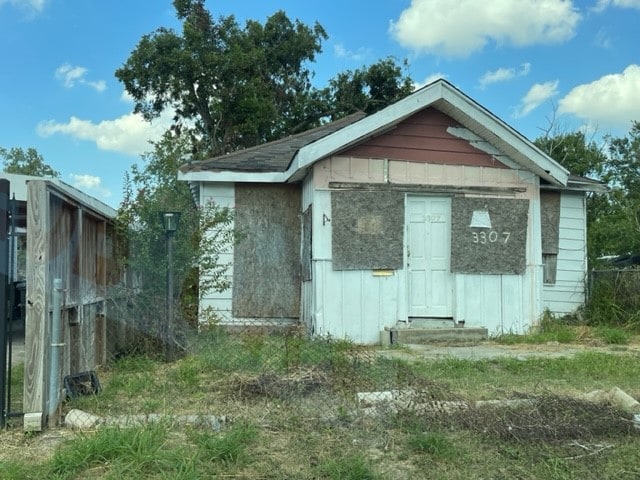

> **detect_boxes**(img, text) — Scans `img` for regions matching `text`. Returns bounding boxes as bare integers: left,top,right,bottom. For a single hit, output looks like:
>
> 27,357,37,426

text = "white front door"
407,196,454,317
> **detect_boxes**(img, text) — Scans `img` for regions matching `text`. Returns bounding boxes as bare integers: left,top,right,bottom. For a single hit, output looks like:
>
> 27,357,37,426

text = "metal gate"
1,178,26,427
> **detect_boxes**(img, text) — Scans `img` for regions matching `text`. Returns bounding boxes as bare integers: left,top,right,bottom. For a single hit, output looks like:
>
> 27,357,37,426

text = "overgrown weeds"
586,269,640,331
4,332,640,478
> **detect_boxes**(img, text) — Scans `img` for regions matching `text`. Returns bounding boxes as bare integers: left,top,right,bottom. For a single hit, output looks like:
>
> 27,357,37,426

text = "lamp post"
160,211,181,361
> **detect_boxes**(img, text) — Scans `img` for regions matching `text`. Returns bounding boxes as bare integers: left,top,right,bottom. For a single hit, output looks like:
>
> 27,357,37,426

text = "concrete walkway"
378,341,640,362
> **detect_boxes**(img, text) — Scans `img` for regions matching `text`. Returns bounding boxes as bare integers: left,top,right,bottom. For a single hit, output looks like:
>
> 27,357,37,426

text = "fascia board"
439,83,569,186
177,170,286,183
38,179,117,219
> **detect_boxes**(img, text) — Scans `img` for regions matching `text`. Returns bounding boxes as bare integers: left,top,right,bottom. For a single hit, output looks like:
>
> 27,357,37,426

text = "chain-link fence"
58,308,639,450
63,300,435,428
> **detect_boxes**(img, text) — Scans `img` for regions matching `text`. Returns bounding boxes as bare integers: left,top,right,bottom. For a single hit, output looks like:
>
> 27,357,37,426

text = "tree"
535,122,640,261
321,57,414,119
534,131,606,179
116,0,415,159
116,0,327,157
0,146,59,177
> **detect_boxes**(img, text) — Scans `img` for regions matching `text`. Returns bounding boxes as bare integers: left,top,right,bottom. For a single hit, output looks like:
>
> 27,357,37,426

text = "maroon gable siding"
341,108,507,168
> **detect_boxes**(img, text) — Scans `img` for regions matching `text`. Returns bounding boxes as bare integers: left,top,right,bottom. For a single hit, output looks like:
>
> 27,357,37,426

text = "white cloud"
69,173,111,198
120,90,135,103
594,28,612,48
389,0,581,57
55,63,106,92
414,72,448,90
87,80,107,92
479,63,531,89
333,43,368,61
558,65,640,128
0,0,46,14
37,109,173,156
55,64,88,88
514,80,560,117
594,0,640,11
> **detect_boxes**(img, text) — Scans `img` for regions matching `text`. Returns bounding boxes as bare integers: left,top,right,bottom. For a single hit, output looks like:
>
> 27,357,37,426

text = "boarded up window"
543,253,558,284
541,191,561,255
331,191,404,270
301,206,312,282
232,184,301,318
451,197,529,274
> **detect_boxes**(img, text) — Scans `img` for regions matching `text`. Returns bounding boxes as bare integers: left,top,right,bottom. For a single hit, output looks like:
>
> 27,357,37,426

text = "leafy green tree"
116,133,234,343
594,121,640,258
0,146,59,177
534,131,606,178
116,0,415,159
321,57,414,119
116,0,327,157
535,122,640,262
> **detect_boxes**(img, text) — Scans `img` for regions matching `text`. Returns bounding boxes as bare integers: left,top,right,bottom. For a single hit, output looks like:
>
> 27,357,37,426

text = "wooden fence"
22,179,125,431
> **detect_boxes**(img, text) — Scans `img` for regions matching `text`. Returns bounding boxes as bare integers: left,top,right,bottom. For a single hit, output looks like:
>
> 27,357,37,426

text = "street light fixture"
160,211,181,233
160,211,181,361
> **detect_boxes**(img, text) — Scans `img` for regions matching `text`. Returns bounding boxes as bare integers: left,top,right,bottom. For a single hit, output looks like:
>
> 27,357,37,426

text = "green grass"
594,326,631,345
317,454,380,480
494,312,579,344
4,332,640,479
0,422,258,480
406,431,458,458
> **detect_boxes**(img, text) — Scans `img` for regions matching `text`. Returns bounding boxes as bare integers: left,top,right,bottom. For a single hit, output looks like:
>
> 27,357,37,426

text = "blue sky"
1,0,639,207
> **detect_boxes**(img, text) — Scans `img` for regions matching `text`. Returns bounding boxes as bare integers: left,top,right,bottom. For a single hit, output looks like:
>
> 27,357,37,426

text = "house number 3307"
471,231,511,244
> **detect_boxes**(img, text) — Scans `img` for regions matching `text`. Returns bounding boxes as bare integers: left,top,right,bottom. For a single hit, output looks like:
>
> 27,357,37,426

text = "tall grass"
586,269,640,330
494,310,578,345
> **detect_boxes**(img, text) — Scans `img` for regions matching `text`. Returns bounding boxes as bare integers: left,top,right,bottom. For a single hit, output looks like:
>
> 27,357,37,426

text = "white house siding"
542,192,587,315
311,156,542,343
199,183,235,325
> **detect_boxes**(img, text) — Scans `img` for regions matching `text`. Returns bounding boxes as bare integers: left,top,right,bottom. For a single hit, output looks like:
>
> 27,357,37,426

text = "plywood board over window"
540,191,561,254
540,191,561,284
451,197,529,274
233,184,301,318
301,206,312,282
331,191,404,270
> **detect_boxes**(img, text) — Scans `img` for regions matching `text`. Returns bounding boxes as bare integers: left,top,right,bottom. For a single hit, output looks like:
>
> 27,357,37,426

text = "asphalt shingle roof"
180,112,367,174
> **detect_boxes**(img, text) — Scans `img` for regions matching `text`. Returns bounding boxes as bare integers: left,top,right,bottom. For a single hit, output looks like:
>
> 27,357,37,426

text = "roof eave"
435,84,568,186
177,169,286,183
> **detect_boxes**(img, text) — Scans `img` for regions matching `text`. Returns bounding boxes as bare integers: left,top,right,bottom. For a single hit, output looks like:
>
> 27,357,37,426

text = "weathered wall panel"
313,260,399,344
451,197,530,274
541,191,561,254
331,191,404,270
232,184,301,318
24,181,49,430
301,206,312,281
24,180,118,431
341,108,508,168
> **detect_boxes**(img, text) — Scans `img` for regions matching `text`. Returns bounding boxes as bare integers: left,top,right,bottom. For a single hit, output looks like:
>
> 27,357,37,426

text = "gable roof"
179,79,569,186
179,112,366,174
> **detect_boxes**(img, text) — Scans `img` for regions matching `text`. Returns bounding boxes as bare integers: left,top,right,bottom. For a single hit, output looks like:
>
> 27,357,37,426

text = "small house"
178,80,602,344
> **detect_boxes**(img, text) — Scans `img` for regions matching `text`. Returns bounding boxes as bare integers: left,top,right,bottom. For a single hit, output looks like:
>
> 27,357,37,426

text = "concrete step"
407,318,456,329
386,327,488,345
